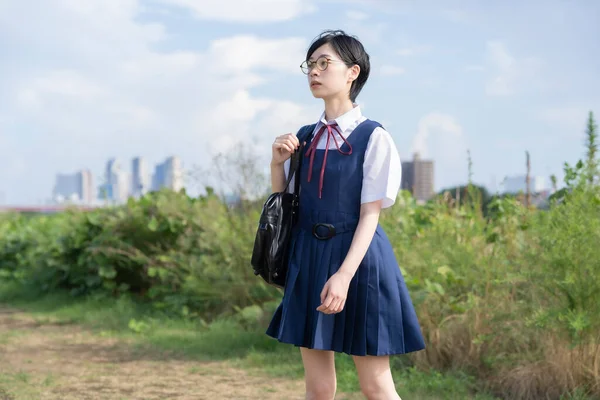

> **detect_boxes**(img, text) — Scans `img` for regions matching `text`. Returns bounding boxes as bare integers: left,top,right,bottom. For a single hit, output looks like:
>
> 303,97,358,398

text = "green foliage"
1,111,599,399
527,167,600,342
584,110,598,184
0,189,278,321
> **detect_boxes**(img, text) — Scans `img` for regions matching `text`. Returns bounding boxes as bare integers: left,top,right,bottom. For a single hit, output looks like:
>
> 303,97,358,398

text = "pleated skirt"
265,223,426,356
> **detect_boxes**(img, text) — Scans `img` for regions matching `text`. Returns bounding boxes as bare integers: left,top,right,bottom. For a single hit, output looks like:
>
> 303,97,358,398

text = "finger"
316,303,328,313
274,136,291,146
318,304,332,314
275,143,294,154
329,299,342,314
317,294,333,312
287,138,299,149
322,294,335,309
286,133,300,146
338,299,346,313
320,285,328,304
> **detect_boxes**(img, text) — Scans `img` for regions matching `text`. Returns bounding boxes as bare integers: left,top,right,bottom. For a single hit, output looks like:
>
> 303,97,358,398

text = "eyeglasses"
300,56,343,74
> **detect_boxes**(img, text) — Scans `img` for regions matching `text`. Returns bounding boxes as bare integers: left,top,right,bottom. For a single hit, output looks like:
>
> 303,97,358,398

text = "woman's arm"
270,161,287,193
316,126,401,314
337,200,382,280
316,200,382,314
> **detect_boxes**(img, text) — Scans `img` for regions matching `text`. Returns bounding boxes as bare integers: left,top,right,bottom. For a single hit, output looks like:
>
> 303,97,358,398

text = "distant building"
401,152,435,203
80,169,94,204
98,158,129,204
54,155,185,205
131,157,150,198
52,169,94,205
152,156,183,192
503,175,546,194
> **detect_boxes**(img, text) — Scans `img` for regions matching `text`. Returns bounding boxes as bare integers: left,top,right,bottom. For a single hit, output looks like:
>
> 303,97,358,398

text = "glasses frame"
300,55,344,75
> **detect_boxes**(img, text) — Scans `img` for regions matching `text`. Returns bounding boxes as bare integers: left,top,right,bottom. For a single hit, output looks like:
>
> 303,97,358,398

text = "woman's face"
305,43,358,101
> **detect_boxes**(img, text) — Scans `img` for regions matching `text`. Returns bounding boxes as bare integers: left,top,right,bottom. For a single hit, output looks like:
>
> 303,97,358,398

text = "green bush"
0,189,279,321
1,111,599,399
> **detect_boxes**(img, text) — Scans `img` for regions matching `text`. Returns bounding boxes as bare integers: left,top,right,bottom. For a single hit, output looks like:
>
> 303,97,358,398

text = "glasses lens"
317,58,329,71
300,61,309,74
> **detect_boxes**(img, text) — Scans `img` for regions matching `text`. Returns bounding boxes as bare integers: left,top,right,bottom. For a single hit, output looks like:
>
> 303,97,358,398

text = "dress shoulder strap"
349,119,383,147
356,119,383,134
297,123,317,142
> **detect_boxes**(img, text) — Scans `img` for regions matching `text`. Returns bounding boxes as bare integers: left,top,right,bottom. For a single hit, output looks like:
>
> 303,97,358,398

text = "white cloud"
189,97,320,198
484,40,543,96
439,9,473,24
346,10,369,21
397,45,432,57
411,113,464,158
16,70,109,110
207,36,307,74
202,91,320,158
465,65,484,72
341,19,388,46
0,0,315,204
379,65,406,76
537,106,599,137
158,0,316,22
409,113,468,188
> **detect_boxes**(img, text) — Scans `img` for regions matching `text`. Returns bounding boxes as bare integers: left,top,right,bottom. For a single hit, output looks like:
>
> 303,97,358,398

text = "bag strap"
283,124,316,194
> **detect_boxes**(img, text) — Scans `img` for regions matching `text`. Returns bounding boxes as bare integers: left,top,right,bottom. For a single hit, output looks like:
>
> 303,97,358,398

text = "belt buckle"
312,223,336,240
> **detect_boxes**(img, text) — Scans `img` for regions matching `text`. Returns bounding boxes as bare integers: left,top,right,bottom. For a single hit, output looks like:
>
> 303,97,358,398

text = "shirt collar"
316,103,362,133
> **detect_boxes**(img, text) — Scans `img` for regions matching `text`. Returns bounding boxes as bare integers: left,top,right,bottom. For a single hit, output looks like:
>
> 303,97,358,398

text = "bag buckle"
312,223,336,240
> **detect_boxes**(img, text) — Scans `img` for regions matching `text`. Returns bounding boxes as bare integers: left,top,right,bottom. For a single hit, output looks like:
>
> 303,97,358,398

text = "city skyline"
52,155,184,206
47,150,552,208
1,1,598,205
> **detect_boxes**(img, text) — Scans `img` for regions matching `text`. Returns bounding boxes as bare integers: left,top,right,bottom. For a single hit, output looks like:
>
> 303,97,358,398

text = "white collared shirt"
284,105,402,209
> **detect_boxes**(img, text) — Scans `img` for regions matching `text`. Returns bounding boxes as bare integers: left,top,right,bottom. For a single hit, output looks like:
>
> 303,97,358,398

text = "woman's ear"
348,64,360,83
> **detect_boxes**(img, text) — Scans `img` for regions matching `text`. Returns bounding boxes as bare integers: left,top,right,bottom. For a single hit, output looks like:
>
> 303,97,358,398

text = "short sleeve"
361,127,402,208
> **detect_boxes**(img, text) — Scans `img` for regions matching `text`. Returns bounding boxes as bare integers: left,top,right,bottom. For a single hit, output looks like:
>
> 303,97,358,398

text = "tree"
525,151,531,207
437,184,492,210
584,110,598,185
550,175,557,192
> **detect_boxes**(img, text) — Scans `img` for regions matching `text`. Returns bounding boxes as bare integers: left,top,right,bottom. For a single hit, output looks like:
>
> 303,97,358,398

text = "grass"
0,282,499,399
0,370,47,400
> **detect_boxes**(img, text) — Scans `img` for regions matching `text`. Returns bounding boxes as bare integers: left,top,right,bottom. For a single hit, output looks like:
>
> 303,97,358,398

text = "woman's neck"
323,97,354,121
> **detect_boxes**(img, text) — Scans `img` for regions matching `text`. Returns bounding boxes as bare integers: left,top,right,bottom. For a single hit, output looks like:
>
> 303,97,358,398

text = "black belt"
298,220,358,240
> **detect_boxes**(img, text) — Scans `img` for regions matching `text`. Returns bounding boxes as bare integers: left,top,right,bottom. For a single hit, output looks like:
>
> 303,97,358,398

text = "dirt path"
0,308,361,400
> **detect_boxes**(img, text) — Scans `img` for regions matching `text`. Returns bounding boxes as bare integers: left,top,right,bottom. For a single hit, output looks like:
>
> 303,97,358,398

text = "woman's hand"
317,271,353,314
271,133,300,165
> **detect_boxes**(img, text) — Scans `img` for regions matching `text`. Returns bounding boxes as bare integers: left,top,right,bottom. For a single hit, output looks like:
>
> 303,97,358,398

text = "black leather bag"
251,125,314,288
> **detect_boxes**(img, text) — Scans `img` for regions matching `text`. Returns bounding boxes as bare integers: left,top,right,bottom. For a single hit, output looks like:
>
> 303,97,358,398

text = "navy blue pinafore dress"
266,119,425,356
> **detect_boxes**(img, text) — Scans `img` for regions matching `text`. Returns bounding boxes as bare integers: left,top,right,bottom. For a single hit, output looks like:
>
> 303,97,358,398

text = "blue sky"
1,0,599,205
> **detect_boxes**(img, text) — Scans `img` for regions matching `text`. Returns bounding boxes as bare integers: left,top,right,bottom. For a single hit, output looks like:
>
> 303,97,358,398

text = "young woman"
267,30,425,400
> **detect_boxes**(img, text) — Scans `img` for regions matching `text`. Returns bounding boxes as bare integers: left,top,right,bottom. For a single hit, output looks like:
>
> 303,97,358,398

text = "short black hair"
306,30,370,102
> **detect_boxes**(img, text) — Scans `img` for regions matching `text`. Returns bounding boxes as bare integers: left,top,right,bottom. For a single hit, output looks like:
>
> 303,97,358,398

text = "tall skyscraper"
99,158,128,204
151,162,166,191
152,156,183,192
164,156,183,191
131,157,150,198
401,152,435,203
80,169,94,204
52,169,94,205
53,173,80,203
